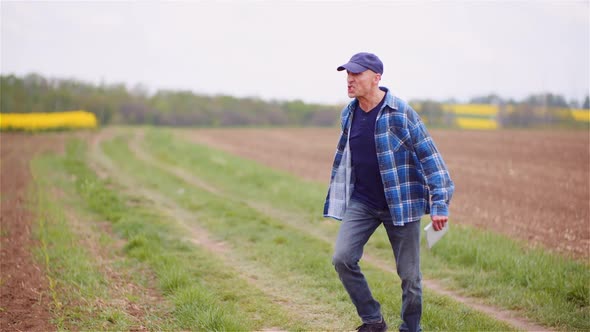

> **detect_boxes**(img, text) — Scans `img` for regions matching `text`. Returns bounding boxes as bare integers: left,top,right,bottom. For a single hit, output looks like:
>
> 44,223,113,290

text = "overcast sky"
2,1,589,105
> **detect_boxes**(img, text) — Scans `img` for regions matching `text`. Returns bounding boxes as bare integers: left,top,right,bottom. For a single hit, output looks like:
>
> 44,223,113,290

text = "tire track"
89,128,349,331
60,203,168,331
132,128,552,332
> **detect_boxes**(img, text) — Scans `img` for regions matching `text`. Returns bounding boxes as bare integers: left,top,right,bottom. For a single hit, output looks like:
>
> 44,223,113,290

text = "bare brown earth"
180,128,590,260
1,131,166,331
0,132,70,332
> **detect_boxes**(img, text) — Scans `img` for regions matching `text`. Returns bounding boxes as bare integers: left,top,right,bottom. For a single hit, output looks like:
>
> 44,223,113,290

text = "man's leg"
332,199,383,324
383,219,422,332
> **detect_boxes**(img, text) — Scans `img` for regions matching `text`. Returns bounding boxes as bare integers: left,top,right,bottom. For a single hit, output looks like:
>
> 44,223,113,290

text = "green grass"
138,127,589,331
100,130,514,331
30,154,142,331
424,226,588,320
50,139,304,331
27,126,588,331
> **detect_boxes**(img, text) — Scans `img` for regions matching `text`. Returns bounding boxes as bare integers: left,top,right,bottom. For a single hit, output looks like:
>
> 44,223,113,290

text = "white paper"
424,222,449,249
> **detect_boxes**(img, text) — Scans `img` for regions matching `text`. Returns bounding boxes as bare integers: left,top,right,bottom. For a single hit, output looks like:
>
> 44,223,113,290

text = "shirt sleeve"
409,117,454,216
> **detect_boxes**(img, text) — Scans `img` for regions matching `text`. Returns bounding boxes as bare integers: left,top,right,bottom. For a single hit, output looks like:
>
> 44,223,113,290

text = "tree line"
1,73,341,127
1,73,588,128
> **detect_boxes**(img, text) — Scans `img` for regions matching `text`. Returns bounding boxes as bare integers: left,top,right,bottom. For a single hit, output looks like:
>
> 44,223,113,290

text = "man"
324,52,454,332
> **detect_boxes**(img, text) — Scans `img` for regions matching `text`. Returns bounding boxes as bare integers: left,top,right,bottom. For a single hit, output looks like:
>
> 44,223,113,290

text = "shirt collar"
380,87,399,110
346,86,399,115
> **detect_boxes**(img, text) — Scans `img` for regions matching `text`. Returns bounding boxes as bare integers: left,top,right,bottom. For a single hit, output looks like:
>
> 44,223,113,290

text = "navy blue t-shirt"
350,96,388,210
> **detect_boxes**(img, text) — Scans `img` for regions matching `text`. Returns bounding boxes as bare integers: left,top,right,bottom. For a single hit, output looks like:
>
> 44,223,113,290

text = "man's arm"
409,118,455,231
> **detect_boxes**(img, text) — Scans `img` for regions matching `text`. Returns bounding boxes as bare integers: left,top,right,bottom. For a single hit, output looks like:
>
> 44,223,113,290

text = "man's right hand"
431,215,448,231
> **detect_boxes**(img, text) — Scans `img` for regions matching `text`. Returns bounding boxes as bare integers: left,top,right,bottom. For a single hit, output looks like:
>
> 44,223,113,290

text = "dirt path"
89,128,349,330
179,128,590,260
133,129,551,332
0,133,69,332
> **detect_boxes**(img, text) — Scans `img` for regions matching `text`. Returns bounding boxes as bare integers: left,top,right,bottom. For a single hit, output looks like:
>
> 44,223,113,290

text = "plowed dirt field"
180,128,590,259
0,133,71,331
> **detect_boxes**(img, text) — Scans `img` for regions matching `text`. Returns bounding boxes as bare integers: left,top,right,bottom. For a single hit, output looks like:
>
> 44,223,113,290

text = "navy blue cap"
337,52,384,74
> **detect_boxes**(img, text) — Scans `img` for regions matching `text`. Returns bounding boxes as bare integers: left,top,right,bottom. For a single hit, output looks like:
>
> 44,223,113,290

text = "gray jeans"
332,199,422,332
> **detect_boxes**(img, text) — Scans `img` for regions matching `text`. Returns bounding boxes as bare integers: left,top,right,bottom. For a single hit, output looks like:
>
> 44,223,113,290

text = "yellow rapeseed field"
571,109,590,123
442,104,499,129
0,110,98,131
455,117,498,130
442,104,499,116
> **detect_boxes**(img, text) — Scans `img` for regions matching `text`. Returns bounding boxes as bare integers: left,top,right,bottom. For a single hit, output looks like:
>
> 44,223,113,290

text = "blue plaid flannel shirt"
323,88,454,226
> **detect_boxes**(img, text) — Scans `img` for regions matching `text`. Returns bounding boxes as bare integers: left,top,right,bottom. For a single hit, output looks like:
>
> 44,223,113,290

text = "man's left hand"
431,215,448,231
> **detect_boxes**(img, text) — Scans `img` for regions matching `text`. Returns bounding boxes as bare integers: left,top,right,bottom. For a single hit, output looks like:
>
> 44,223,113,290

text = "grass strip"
91,136,313,330
104,131,514,331
32,150,183,330
42,139,290,331
30,154,139,331
146,127,589,331
102,135,354,330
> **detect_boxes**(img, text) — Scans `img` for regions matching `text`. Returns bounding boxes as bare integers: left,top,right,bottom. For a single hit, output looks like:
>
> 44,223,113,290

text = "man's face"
346,70,380,98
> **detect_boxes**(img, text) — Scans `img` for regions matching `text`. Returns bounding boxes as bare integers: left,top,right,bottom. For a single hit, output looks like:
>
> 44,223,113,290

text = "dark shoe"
356,318,388,332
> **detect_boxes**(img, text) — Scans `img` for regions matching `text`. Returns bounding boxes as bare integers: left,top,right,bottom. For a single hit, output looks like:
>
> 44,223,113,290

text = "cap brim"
337,62,367,73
